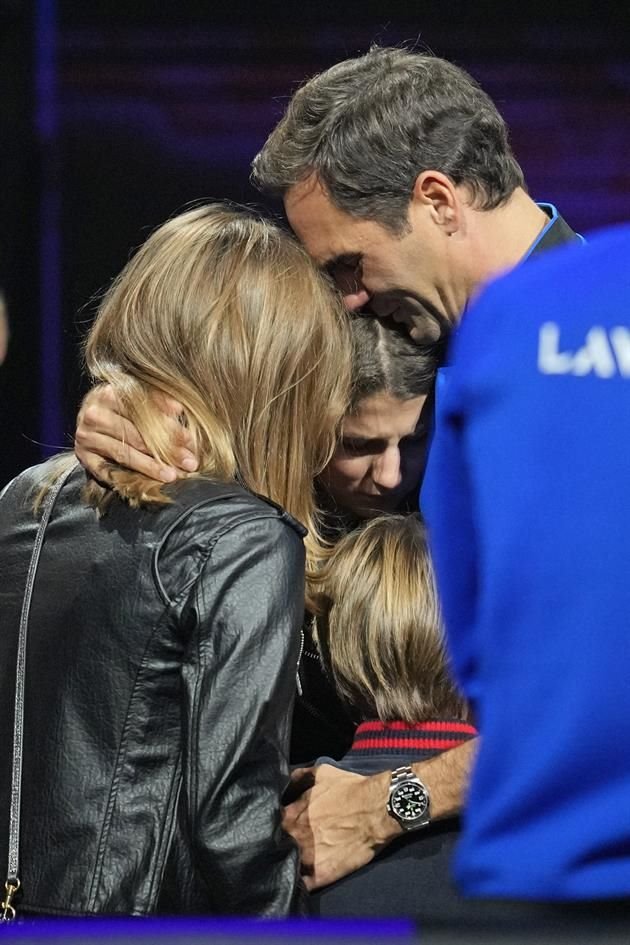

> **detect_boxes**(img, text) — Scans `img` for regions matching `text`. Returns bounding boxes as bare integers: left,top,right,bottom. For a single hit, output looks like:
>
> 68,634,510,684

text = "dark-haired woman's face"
320,391,431,519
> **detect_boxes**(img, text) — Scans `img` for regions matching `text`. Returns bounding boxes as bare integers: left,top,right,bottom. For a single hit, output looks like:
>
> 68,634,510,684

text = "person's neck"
466,188,549,304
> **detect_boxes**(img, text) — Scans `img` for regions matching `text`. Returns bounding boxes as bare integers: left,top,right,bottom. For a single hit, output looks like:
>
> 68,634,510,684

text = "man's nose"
342,288,372,312
372,449,402,490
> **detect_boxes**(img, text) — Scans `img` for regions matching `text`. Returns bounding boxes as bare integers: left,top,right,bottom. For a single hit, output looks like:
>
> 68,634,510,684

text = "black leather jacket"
0,461,304,916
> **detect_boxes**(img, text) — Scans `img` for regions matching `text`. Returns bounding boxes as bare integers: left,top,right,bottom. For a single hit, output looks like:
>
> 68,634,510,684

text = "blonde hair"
314,515,467,723
78,204,350,594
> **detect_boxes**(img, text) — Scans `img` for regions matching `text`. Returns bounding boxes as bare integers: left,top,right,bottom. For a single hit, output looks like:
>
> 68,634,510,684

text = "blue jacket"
422,225,630,900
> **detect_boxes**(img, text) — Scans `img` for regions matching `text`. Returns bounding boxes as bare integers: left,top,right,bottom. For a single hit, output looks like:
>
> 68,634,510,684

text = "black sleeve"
181,513,305,915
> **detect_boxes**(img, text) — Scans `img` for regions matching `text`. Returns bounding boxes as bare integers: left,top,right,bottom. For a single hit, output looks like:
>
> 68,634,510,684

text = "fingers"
77,386,150,454
284,767,316,803
282,764,382,891
76,398,177,482
76,435,179,484
75,385,199,479
152,392,198,469
282,796,315,878
283,793,309,829
77,402,149,455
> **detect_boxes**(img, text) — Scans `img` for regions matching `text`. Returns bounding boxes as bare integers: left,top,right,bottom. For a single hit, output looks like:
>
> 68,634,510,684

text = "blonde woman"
0,205,350,918
309,515,476,920
72,315,441,763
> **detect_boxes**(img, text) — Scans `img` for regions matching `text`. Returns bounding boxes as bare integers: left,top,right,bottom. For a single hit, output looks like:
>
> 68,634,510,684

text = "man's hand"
74,384,199,484
283,740,477,891
283,764,398,890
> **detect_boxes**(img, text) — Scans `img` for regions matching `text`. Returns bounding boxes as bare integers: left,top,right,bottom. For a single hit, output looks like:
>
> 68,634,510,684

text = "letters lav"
538,322,630,378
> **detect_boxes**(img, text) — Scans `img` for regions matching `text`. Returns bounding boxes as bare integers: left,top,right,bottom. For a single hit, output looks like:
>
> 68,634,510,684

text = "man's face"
284,175,465,342
319,390,431,519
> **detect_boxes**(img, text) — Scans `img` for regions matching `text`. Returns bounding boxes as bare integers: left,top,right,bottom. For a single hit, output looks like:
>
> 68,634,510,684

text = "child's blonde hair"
314,515,467,723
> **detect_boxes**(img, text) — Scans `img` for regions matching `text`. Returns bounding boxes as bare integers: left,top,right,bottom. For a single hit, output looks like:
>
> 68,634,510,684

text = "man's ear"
411,171,461,234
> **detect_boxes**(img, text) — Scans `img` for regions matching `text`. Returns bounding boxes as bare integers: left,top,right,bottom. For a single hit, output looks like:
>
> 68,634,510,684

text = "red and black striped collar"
348,719,477,760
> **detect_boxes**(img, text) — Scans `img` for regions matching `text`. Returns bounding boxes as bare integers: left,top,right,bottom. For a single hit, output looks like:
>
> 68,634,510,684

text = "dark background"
2,0,630,486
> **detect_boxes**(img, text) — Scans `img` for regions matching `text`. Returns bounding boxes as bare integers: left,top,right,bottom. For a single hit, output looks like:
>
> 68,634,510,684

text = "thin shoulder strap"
1,461,77,922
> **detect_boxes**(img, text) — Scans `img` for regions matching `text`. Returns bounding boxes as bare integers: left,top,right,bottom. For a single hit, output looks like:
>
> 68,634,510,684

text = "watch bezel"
387,772,431,830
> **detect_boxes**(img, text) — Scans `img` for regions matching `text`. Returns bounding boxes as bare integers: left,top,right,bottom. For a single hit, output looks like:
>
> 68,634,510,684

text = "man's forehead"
284,175,362,267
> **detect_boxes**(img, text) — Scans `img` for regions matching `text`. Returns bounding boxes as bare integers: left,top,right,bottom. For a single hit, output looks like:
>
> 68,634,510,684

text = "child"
310,514,477,920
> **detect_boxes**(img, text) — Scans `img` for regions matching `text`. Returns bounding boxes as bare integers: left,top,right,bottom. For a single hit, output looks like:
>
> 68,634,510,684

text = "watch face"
390,781,429,822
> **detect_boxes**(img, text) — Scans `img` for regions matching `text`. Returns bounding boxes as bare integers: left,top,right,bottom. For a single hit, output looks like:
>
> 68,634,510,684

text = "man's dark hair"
252,47,525,233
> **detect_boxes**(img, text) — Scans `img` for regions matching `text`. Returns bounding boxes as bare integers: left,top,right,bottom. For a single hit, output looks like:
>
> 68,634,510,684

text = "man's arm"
283,738,477,890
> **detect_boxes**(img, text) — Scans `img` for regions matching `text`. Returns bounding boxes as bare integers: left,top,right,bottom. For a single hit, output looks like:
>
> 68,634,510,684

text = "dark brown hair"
252,46,525,233
348,315,442,411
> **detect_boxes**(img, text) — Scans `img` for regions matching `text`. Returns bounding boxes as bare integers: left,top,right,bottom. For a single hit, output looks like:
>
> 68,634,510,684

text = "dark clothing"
290,493,360,766
310,721,477,919
0,461,304,917
291,619,356,765
311,819,463,921
523,202,585,260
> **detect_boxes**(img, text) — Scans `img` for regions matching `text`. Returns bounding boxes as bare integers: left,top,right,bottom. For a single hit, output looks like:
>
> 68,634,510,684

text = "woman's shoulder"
153,479,306,595
0,454,78,511
154,479,307,609
166,477,306,538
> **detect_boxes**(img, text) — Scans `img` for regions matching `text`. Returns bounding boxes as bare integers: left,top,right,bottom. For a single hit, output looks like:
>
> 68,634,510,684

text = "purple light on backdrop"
0,916,417,943
36,0,63,456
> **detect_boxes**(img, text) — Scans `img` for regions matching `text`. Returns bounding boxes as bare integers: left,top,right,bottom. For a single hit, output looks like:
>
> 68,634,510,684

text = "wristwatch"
386,765,431,831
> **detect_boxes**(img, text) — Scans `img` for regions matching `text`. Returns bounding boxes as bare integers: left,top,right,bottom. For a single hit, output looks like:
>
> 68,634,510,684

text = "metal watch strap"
391,764,416,786
1,462,76,922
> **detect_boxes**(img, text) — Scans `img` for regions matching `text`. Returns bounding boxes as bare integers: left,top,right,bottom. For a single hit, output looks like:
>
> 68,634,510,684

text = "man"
251,47,580,343
424,225,630,902
250,46,583,892
75,47,583,894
